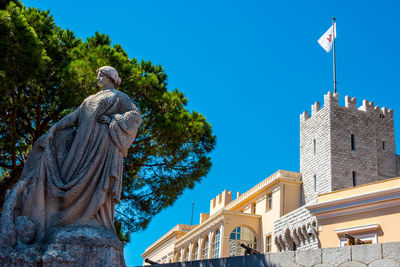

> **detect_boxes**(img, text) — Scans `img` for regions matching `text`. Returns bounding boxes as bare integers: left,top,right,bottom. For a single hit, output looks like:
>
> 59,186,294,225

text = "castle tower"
300,92,398,204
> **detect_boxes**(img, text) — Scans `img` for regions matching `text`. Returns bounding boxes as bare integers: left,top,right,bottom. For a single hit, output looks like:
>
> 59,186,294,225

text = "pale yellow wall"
318,177,400,203
260,185,281,253
142,235,176,265
222,180,301,254
220,213,261,258
318,206,400,248
282,183,301,215
142,172,303,263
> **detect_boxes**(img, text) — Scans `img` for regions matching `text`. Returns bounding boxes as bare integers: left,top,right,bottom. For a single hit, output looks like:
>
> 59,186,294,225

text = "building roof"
307,176,400,219
142,224,197,257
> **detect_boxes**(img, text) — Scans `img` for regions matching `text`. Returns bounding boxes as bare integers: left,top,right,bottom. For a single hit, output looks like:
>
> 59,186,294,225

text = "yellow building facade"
142,170,302,264
307,176,400,248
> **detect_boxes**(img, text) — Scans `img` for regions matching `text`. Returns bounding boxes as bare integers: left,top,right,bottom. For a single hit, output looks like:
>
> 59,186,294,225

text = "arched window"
201,236,209,259
192,242,199,260
183,247,189,262
212,229,221,258
175,251,181,262
228,226,257,256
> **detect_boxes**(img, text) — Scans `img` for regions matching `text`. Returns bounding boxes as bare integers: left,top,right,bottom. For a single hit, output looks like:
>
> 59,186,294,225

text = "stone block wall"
144,242,400,267
330,98,396,191
300,92,397,205
273,206,318,251
300,93,335,205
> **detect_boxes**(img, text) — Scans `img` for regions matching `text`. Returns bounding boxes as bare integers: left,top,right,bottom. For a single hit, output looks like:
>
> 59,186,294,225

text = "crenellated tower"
300,92,398,204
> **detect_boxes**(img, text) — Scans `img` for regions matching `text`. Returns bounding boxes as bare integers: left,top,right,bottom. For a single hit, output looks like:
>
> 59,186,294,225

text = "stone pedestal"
0,226,126,267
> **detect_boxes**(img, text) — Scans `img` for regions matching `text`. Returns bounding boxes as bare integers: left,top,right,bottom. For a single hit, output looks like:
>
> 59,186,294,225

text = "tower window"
382,141,385,150
265,235,272,253
313,139,316,155
251,202,256,214
351,134,356,151
352,171,357,186
266,193,272,211
313,174,317,191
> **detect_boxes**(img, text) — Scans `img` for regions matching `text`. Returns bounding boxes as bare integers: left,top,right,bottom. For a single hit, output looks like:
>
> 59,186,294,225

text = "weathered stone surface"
337,261,366,267
269,251,295,265
0,226,125,267
0,66,141,266
144,243,400,267
351,244,382,264
322,246,351,266
382,242,400,262
368,259,400,267
296,248,321,267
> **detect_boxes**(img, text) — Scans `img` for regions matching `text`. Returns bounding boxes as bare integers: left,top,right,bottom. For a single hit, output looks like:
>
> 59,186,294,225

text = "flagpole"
332,17,337,93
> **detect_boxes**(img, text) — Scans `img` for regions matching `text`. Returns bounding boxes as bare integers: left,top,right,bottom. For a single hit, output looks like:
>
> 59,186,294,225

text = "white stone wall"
300,92,397,203
330,98,396,191
148,242,400,267
273,207,318,251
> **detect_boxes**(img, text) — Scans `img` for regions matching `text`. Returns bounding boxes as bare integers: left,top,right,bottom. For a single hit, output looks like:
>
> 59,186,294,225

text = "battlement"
209,189,232,216
300,91,393,122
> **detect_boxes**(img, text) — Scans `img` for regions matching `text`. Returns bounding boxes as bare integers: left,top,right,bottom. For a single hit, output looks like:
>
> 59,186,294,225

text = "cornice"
142,224,196,257
307,186,400,219
225,170,301,211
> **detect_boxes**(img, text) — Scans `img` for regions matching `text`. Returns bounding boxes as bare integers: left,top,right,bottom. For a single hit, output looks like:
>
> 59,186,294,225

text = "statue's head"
96,66,121,88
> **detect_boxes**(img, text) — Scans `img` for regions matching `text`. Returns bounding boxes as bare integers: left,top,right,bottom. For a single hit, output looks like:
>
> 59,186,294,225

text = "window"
352,171,357,186
265,235,272,253
313,174,317,191
313,139,316,155
202,236,209,259
351,134,356,151
193,242,199,260
212,229,221,258
161,255,167,263
339,233,377,247
251,202,256,214
228,226,257,257
183,248,189,262
266,193,272,211
382,141,385,150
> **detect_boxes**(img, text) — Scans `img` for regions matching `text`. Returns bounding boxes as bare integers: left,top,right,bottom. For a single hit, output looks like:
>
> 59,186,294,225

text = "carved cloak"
0,89,142,245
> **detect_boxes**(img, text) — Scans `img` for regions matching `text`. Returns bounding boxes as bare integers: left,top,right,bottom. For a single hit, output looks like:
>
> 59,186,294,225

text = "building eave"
306,186,400,220
141,224,197,257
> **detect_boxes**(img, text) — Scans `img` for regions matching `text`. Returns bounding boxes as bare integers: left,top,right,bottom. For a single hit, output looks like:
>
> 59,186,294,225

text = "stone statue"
0,66,142,266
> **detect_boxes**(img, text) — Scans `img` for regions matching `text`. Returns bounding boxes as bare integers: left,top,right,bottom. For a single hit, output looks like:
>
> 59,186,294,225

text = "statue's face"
97,71,111,88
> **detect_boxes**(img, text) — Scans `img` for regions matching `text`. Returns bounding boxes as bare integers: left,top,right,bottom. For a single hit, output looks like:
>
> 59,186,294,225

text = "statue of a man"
0,66,142,265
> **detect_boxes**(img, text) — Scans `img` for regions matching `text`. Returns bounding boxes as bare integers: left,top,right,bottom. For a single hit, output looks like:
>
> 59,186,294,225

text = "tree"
0,1,216,243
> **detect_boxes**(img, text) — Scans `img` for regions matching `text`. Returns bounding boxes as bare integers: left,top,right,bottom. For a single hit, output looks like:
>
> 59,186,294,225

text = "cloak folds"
0,89,142,245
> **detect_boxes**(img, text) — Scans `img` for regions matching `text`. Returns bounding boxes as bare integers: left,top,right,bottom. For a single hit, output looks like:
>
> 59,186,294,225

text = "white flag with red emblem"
318,23,336,52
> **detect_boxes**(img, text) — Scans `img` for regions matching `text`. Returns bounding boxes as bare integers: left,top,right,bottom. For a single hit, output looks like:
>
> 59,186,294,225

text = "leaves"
0,1,216,242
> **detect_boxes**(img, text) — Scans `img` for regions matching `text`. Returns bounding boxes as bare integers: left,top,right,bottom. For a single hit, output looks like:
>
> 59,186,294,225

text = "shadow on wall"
138,254,278,267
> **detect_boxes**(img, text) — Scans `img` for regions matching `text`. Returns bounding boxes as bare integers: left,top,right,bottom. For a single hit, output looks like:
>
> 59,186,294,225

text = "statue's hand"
97,115,112,125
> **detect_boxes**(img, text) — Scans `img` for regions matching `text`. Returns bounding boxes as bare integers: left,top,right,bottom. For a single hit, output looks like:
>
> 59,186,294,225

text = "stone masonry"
274,91,398,252
301,92,397,205
142,242,400,267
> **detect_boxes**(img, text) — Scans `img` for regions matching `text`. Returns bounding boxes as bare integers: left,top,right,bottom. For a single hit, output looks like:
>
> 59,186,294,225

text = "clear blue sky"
22,0,400,266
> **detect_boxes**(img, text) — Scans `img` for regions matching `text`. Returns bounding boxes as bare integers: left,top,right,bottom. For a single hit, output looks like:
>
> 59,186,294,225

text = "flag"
318,23,336,52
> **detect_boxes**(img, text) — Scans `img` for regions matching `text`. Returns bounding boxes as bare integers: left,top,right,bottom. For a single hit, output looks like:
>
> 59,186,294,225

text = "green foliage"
0,2,216,239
